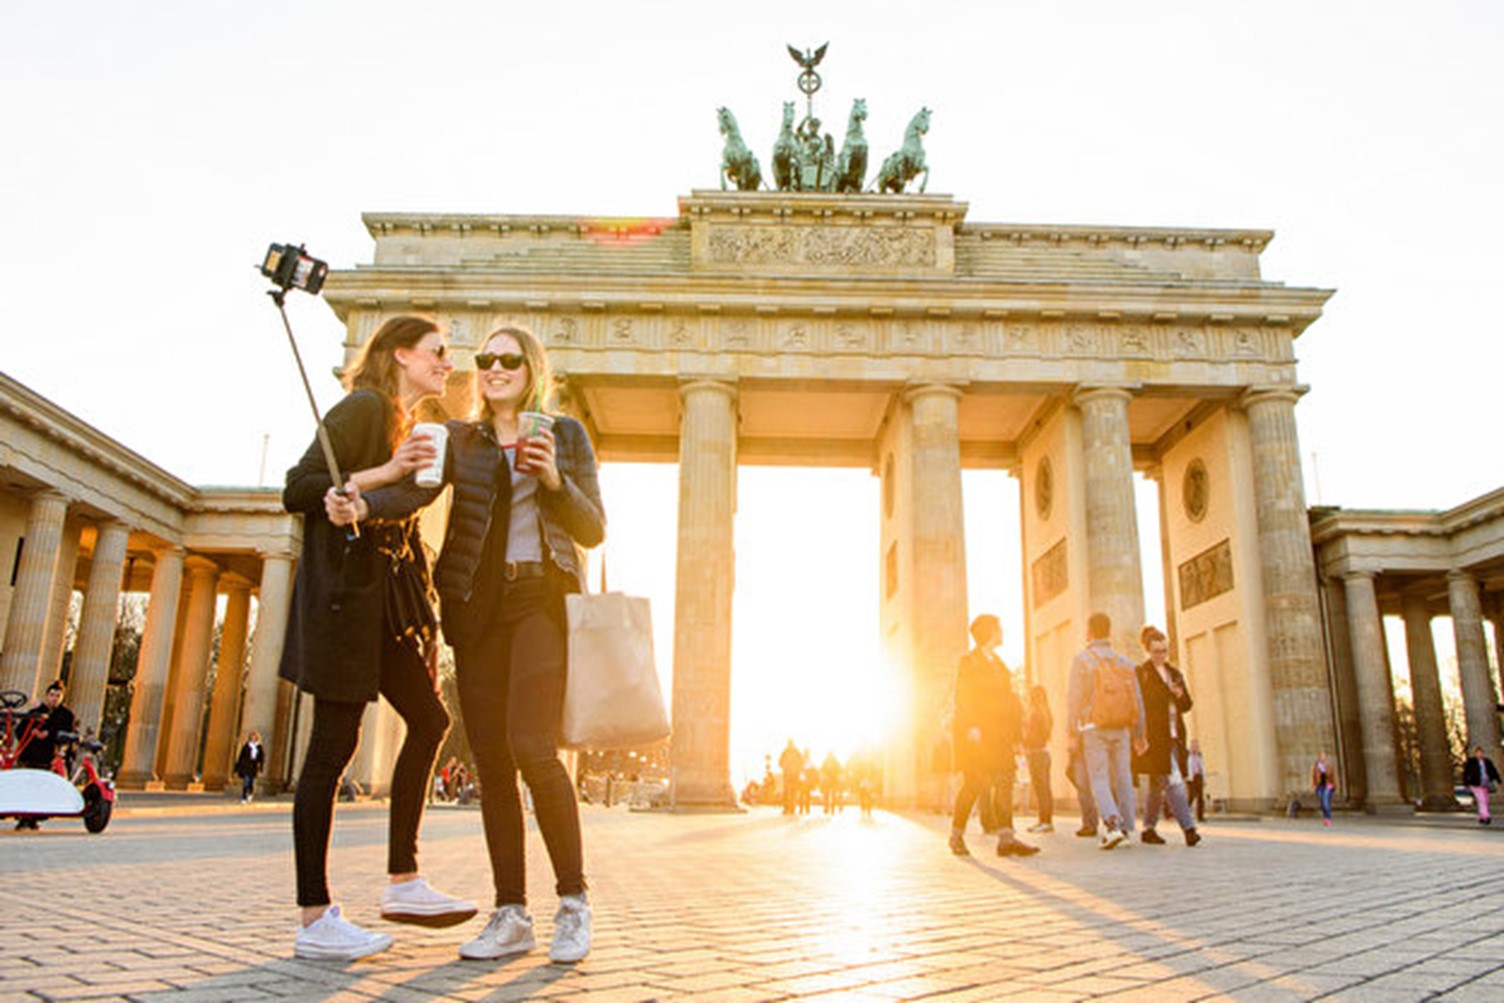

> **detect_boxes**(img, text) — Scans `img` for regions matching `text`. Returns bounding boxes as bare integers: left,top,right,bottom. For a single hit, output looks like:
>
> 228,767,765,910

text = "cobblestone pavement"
3,799,1504,1002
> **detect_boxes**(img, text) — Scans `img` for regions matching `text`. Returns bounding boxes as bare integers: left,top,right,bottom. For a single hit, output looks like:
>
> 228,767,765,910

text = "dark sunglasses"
475,352,526,371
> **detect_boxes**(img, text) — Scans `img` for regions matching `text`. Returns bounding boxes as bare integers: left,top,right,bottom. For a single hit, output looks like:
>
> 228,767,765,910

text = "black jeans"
952,758,1017,836
292,633,449,907
455,576,584,906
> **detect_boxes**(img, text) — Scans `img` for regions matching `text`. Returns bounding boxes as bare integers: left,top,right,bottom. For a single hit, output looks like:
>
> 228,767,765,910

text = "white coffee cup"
412,422,448,487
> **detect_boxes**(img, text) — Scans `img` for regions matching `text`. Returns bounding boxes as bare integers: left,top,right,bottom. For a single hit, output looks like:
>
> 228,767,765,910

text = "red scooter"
0,689,115,833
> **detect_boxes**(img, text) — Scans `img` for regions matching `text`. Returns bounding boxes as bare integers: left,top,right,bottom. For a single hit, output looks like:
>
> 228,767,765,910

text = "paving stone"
5,806,1504,1001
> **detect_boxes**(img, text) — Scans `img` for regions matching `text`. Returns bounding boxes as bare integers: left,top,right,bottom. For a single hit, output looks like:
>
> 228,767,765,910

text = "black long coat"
951,648,1023,775
1132,660,1194,776
277,388,430,703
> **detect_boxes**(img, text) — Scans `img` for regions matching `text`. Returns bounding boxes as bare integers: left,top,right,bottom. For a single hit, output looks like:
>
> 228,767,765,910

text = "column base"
1363,799,1417,815
114,772,164,792
1418,794,1462,812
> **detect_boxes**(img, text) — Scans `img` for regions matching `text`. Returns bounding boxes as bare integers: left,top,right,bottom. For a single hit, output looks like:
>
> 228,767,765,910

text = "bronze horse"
873,107,931,194
771,101,797,191
717,107,762,192
835,98,868,194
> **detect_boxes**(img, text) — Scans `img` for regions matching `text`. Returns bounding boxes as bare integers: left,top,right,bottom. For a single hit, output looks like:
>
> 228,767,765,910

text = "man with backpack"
1066,613,1146,850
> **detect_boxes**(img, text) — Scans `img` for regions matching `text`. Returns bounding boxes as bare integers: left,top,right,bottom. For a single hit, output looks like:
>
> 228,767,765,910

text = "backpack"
1090,653,1138,730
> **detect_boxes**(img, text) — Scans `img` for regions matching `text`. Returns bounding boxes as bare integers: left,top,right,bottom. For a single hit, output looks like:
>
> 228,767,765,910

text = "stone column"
669,379,738,808
1073,386,1144,654
242,550,296,793
118,546,186,788
68,521,131,737
161,557,220,788
39,518,83,684
904,383,969,809
1343,573,1404,807
1449,571,1500,755
1401,593,1455,809
0,490,70,696
1321,577,1366,805
1243,389,1336,799
201,575,252,790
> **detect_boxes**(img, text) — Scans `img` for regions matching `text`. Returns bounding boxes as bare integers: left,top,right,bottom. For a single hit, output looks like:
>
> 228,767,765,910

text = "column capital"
221,572,254,591
1238,385,1310,410
183,555,221,579
1343,569,1377,583
30,487,72,506
256,547,298,563
901,381,966,405
677,377,739,401
1070,383,1137,408
1448,568,1478,586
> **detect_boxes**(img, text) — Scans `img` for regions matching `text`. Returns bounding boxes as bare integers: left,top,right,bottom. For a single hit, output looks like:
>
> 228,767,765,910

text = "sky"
3,2,1501,782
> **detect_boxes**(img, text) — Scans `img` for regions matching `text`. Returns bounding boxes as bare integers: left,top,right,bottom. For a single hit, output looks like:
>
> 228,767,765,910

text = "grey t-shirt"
503,445,542,562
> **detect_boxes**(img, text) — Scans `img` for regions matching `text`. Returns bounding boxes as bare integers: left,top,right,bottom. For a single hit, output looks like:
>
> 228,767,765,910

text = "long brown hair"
472,324,555,421
343,315,439,443
344,315,440,397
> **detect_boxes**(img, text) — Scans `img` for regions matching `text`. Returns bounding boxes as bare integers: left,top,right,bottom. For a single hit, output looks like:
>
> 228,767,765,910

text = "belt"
502,560,547,582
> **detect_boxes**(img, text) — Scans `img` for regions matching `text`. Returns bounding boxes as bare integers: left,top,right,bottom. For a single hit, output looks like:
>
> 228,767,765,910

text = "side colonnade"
1312,494,1504,811
0,372,306,794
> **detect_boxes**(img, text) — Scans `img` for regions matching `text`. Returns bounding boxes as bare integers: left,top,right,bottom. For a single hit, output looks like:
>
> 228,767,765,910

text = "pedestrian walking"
1023,685,1054,833
335,323,604,964
234,731,265,803
1066,612,1146,850
282,315,474,961
948,614,1039,858
1186,739,1206,822
1463,746,1500,825
821,752,843,814
1132,627,1201,846
1312,750,1337,825
779,739,803,815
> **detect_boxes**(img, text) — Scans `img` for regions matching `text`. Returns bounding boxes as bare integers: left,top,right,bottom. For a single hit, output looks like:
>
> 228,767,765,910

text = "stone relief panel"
1031,538,1069,609
1178,538,1234,611
706,224,937,269
547,316,581,346
1004,321,1040,355
833,322,872,353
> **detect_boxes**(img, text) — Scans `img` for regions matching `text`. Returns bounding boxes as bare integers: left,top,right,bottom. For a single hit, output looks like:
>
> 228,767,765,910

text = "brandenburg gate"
321,189,1336,811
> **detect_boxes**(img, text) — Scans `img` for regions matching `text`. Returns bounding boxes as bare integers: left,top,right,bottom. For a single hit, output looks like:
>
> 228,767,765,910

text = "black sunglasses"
475,352,526,371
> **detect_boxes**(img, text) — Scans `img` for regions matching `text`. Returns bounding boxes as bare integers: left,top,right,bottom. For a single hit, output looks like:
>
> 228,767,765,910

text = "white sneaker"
1100,828,1128,851
549,894,592,964
294,905,394,961
380,877,478,928
459,905,536,960
1027,822,1054,833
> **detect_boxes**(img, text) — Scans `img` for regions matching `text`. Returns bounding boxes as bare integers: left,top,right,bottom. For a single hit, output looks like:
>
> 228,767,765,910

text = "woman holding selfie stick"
329,324,605,964
280,315,477,961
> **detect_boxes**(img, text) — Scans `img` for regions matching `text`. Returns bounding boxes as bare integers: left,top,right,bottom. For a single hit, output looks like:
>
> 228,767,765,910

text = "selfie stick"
267,287,359,539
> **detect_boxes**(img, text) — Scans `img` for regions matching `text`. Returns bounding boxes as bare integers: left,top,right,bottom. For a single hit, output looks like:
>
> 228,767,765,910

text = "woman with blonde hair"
330,323,605,963
281,315,476,960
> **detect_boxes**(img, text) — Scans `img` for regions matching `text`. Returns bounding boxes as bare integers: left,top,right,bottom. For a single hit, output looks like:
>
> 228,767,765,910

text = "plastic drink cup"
412,423,448,487
516,412,554,474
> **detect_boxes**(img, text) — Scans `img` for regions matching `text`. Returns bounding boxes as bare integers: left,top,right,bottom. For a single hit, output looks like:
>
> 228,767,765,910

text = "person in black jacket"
1132,627,1201,846
947,614,1039,858
1463,746,1501,825
281,315,475,961
233,731,265,803
14,680,75,831
333,324,605,964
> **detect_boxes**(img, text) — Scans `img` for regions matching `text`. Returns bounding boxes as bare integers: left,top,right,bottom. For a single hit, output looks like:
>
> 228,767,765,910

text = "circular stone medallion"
1035,457,1053,521
1183,458,1210,523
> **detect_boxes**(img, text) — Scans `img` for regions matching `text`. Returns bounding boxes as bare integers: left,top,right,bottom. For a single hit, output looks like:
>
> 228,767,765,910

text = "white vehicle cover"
0,768,84,814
